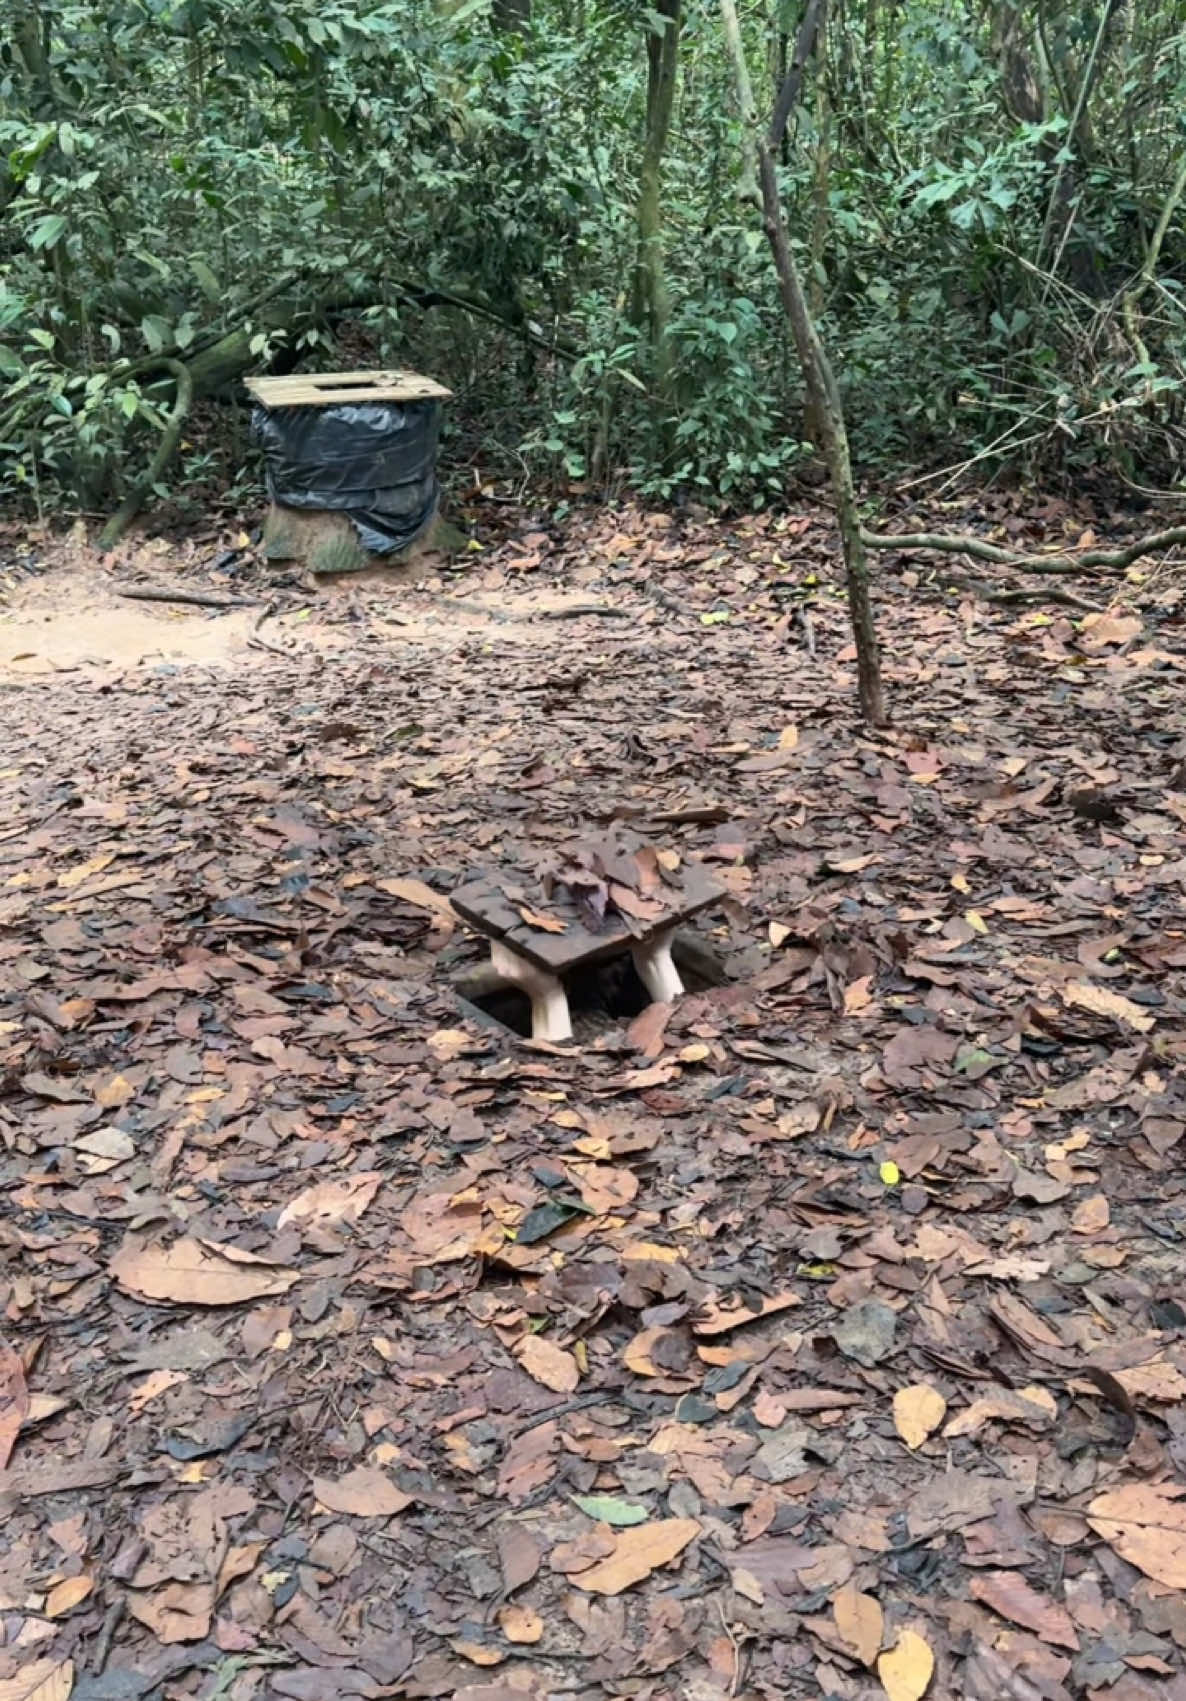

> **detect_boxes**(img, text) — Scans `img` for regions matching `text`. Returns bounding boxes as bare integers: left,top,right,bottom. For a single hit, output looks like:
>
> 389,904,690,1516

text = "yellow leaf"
950,873,970,894
498,1604,544,1644
45,1576,93,1617
572,1517,699,1595
878,1629,934,1701
621,1241,681,1265
893,1384,946,1451
777,724,800,750
879,1161,900,1188
833,1584,883,1666
680,1043,710,1063
58,853,115,890
964,910,988,935
769,921,791,948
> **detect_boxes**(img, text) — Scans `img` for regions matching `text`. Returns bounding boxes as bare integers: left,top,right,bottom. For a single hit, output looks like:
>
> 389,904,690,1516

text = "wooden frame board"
451,863,724,974
246,370,452,408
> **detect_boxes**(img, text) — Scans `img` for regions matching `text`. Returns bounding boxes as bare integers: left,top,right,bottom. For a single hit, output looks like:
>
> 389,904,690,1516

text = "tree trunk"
630,0,681,377
719,0,887,727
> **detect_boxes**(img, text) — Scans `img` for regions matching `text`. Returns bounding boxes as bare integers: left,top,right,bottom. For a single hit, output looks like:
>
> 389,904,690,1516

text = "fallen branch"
118,587,259,609
934,575,1102,613
862,525,1186,576
537,604,632,620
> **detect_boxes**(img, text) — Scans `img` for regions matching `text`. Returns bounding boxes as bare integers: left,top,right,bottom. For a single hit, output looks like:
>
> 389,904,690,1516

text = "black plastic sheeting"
251,400,441,557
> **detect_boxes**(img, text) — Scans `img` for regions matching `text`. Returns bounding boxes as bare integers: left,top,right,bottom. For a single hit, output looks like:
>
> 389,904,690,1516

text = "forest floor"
1,494,1185,1701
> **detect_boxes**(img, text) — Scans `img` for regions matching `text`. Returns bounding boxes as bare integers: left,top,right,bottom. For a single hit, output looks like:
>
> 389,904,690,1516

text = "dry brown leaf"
877,1629,934,1701
1087,1480,1186,1587
497,1604,543,1644
1071,1193,1110,1234
609,883,665,921
312,1467,412,1518
1062,981,1155,1032
833,1585,883,1666
45,1576,93,1618
0,1336,29,1472
1079,611,1142,648
0,1659,74,1701
496,1524,541,1594
968,1569,1078,1649
693,1291,800,1336
127,1368,189,1413
1113,1360,1186,1403
943,1384,1057,1438
515,1334,579,1393
109,1236,297,1306
571,1163,639,1215
627,1000,673,1059
94,1072,134,1108
844,975,874,1014
127,1581,214,1643
572,1517,699,1595
737,733,799,772
893,1383,947,1450
517,906,566,933
451,1641,505,1667
276,1172,382,1230
375,876,455,922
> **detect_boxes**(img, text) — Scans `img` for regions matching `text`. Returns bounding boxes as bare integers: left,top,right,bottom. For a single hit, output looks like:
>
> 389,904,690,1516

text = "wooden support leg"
489,940,573,1043
631,927,685,1004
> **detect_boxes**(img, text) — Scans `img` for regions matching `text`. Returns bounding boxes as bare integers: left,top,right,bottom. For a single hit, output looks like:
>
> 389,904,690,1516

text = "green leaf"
573,1495,649,1526
190,259,222,301
28,214,68,252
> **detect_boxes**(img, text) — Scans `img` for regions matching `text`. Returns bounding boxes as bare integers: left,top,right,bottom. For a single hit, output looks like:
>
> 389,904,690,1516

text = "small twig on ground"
91,1596,124,1673
716,1599,744,1698
537,604,632,620
510,1391,617,1436
247,598,292,657
118,587,259,610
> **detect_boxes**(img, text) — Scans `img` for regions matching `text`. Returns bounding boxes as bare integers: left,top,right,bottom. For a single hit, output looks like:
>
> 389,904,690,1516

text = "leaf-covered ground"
1,502,1185,1701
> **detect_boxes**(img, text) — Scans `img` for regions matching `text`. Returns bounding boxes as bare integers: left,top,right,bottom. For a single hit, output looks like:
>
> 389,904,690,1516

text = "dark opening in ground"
463,954,654,1040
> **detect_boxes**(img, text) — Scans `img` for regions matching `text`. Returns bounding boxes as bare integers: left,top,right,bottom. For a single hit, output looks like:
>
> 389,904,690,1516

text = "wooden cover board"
451,862,724,974
246,369,452,408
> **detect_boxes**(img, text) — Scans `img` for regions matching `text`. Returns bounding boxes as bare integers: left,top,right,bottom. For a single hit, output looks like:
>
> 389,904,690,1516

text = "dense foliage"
2,0,1184,515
